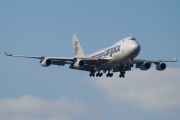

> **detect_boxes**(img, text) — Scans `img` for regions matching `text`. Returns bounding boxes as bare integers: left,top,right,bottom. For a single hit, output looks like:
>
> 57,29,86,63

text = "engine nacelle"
156,62,166,71
41,59,51,67
139,62,151,71
74,59,85,68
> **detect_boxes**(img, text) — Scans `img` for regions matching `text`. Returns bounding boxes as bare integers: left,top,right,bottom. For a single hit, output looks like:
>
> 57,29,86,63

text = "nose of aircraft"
128,40,141,57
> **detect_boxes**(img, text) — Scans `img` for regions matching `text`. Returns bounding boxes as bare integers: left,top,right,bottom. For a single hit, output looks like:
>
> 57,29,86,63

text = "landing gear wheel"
100,72,103,77
89,73,92,77
96,73,98,77
110,73,113,77
106,73,109,77
122,74,125,78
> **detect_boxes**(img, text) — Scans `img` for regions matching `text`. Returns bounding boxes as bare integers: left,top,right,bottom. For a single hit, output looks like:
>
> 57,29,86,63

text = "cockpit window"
130,38,136,40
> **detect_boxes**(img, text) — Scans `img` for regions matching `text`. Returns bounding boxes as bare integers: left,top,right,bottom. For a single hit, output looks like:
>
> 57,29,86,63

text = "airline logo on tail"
74,41,78,56
72,34,85,57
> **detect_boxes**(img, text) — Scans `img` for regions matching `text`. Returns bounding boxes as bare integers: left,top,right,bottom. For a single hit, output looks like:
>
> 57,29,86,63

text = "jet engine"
139,62,151,70
156,62,166,71
41,59,51,67
74,59,85,68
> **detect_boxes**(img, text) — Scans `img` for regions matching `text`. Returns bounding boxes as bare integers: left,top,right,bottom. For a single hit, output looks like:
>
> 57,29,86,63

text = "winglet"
4,51,12,56
173,57,177,62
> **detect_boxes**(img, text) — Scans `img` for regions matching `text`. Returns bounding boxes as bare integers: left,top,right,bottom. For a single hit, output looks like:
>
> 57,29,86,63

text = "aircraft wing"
4,51,44,59
133,57,177,64
4,51,75,65
4,51,110,68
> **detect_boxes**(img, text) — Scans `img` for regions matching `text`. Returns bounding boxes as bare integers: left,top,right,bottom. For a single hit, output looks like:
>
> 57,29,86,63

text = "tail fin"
72,34,85,57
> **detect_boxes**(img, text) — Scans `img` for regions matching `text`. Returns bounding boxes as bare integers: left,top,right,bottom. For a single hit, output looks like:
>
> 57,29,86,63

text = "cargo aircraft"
5,34,177,78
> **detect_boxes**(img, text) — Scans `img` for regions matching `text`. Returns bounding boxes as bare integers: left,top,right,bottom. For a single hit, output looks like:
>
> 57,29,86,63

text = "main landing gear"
106,70,113,77
89,71,103,77
89,72,95,77
119,71,125,78
89,70,112,77
96,72,103,77
89,70,95,77
89,70,126,78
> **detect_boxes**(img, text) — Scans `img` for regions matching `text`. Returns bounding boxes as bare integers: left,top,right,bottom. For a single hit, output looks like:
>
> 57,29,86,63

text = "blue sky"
0,0,180,120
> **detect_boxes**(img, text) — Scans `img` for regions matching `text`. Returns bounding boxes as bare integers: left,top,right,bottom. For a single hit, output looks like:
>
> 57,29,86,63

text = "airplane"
4,34,177,78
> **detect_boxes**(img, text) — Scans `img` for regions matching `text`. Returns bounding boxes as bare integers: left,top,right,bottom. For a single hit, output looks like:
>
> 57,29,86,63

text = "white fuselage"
87,37,141,68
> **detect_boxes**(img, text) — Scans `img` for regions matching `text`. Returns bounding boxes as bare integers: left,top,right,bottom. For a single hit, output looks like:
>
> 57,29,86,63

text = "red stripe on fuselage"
90,52,104,58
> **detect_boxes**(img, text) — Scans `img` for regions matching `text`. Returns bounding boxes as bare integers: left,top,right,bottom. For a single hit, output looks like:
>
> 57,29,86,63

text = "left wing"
133,57,177,64
132,57,177,71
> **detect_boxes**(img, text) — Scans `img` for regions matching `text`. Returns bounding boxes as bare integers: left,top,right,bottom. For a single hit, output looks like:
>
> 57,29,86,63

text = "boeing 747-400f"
5,34,177,78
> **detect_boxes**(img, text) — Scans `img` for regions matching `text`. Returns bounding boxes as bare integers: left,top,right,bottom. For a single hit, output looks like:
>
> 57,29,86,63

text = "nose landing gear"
119,71,125,78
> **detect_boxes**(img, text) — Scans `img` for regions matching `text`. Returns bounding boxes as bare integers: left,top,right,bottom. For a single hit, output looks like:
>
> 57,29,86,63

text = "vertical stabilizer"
72,34,85,57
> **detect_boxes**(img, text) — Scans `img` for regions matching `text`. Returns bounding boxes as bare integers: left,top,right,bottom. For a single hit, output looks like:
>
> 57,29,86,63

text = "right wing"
4,51,43,59
4,51,111,69
4,51,75,66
